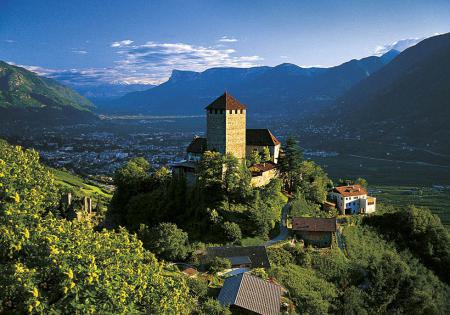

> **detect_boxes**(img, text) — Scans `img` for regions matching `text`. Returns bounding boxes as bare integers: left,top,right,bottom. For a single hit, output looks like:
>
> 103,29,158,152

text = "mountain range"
71,83,154,105
0,61,95,124
102,50,399,115
324,32,450,149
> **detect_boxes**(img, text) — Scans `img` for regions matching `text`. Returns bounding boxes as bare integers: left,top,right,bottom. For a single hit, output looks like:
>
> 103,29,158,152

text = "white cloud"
110,40,262,84
218,36,238,43
71,49,88,54
373,36,433,55
111,39,134,48
4,39,16,43
12,39,262,86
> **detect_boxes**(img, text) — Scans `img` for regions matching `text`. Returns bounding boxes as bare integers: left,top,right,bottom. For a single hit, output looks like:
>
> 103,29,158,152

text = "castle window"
214,109,218,114
229,110,233,114
240,109,243,114
235,110,238,114
220,109,224,114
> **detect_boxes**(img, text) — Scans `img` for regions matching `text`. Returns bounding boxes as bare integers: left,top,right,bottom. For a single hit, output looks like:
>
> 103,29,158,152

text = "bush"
222,221,242,244
270,263,338,315
199,298,231,315
144,222,191,262
268,247,294,266
187,277,209,301
207,257,231,273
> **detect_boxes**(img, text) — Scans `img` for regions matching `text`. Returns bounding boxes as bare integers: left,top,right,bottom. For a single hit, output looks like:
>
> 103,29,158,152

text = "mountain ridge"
0,61,96,124
102,50,400,115
321,32,450,152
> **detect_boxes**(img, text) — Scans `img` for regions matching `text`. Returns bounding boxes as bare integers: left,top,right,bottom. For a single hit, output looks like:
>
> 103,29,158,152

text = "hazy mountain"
106,51,399,116
71,83,155,104
0,61,96,124
325,33,450,150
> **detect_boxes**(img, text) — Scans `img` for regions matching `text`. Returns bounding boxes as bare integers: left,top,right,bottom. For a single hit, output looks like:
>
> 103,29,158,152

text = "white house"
328,185,376,215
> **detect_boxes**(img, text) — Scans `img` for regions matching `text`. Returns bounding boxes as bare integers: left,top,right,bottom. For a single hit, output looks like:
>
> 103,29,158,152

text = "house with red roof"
328,185,376,215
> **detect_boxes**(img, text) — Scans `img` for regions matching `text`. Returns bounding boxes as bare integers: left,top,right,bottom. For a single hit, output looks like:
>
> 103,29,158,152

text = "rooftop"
249,162,277,176
333,185,368,197
205,246,270,268
218,273,282,315
292,217,337,232
187,137,207,154
205,92,247,110
246,129,281,146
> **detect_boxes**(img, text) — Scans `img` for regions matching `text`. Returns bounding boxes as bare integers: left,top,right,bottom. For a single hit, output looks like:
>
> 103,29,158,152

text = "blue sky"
1,0,449,85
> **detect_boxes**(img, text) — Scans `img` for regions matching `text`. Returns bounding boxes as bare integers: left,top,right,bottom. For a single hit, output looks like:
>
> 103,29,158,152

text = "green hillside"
0,61,94,118
52,168,113,200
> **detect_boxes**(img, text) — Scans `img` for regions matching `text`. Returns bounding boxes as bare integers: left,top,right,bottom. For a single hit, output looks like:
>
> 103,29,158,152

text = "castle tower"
205,92,246,159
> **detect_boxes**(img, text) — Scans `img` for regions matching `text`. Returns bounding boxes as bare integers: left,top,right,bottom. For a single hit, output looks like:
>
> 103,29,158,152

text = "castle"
174,92,281,186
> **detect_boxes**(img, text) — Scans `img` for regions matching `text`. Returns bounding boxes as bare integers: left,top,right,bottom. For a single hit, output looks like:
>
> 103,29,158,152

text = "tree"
199,298,231,315
197,151,224,197
207,257,231,273
222,221,242,244
366,206,450,284
268,247,294,266
296,160,331,204
187,277,209,301
262,146,271,162
110,157,153,224
146,222,190,261
338,287,368,315
355,178,368,189
248,149,261,165
278,136,303,192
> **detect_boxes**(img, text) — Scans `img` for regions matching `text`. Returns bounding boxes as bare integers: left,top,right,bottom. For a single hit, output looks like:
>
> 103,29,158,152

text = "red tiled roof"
333,185,367,197
205,92,247,110
187,137,207,154
246,129,281,146
292,217,337,232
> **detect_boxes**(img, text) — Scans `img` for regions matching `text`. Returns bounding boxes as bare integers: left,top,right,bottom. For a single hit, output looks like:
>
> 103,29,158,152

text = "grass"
371,185,450,226
52,169,113,200
240,236,267,246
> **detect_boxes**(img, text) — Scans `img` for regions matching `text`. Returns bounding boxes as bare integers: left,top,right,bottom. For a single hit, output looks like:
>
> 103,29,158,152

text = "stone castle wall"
206,109,246,159
225,109,246,159
206,109,226,154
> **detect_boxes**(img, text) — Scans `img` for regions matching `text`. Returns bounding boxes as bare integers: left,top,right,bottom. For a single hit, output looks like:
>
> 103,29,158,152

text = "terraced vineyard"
372,185,450,227
52,169,113,200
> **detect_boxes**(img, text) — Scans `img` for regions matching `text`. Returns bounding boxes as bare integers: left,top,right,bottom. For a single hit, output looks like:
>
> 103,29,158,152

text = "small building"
328,185,376,214
292,217,337,247
249,162,279,187
204,246,271,269
186,136,207,162
246,129,281,164
218,272,282,315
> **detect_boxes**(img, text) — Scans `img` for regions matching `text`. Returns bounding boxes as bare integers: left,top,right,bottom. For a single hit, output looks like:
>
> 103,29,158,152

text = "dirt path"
265,202,290,246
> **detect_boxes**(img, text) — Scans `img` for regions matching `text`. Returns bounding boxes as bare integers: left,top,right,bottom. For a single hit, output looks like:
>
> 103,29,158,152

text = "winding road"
265,203,291,246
